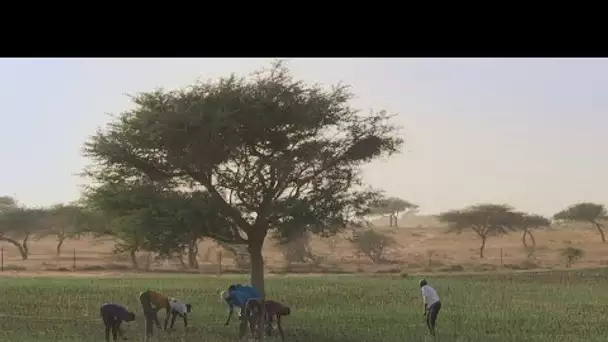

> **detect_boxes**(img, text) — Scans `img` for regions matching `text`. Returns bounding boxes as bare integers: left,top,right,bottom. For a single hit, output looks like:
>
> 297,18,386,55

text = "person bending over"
419,279,442,337
100,302,135,341
245,299,291,341
221,284,261,338
139,290,192,336
221,284,261,325
167,297,193,330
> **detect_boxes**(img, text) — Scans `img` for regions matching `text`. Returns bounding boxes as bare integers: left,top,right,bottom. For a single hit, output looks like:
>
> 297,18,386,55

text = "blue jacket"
226,284,261,309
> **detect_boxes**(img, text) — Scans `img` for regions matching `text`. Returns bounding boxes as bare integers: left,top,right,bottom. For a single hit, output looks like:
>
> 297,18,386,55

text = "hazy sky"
0,58,606,216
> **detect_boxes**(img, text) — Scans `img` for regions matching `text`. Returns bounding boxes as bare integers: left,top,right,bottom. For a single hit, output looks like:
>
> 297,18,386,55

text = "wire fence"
0,246,521,276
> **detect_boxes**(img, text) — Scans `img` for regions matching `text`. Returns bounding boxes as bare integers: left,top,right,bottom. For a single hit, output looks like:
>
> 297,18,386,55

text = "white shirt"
421,285,440,306
169,298,188,315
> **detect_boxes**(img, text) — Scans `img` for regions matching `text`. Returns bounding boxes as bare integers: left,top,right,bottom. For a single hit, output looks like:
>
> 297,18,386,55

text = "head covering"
419,279,427,287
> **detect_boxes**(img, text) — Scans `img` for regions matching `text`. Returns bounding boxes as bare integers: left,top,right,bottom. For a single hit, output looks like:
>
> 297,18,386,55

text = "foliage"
561,246,584,268
438,204,518,258
370,197,418,227
349,229,395,263
83,180,234,268
38,203,92,256
0,198,48,260
554,202,607,243
81,60,401,296
276,231,315,265
510,212,551,258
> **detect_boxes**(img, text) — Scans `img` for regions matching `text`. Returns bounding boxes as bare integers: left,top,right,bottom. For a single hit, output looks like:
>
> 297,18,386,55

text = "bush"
561,247,584,268
277,232,315,265
349,229,395,264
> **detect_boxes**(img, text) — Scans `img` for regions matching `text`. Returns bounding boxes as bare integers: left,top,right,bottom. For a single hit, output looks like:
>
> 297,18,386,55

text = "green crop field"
1,269,607,342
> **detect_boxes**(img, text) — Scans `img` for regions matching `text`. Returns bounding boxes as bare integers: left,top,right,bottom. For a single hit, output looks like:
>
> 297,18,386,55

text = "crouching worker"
139,290,192,336
167,297,193,331
221,284,261,339
100,302,135,342
245,299,291,341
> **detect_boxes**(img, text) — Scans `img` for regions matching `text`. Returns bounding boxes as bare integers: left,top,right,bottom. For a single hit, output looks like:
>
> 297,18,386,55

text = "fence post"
500,248,503,269
1,247,3,272
73,248,76,271
218,250,222,276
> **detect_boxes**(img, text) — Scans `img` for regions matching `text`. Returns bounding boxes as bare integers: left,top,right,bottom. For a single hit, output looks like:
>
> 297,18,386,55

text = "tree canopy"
438,204,518,258
81,60,402,297
370,197,418,227
554,202,607,243
0,200,48,260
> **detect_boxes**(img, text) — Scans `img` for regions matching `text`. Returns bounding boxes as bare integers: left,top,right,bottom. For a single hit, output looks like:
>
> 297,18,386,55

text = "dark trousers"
100,310,121,342
139,291,158,337
426,301,442,334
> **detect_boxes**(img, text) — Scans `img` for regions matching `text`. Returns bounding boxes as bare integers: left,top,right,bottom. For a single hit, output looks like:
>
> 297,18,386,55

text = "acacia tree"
83,179,232,269
516,213,550,249
38,204,92,256
82,61,400,296
370,197,418,227
438,204,517,258
0,197,48,260
554,203,607,243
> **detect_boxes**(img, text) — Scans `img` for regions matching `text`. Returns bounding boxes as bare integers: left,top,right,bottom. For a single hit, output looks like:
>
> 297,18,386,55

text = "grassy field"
1,269,607,342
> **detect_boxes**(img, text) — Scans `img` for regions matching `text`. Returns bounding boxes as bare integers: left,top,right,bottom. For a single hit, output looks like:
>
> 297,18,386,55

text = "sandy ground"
0,215,604,277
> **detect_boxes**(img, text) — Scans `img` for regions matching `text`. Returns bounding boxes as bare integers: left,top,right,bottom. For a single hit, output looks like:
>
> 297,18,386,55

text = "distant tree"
82,60,399,301
513,212,551,249
83,179,239,270
438,204,517,258
370,197,418,227
510,212,551,258
0,196,16,210
38,204,91,256
561,246,584,268
554,203,607,243
0,203,47,260
349,228,395,263
275,231,315,266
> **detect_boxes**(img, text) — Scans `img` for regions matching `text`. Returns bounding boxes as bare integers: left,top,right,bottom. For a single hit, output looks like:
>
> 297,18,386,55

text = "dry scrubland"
0,215,604,275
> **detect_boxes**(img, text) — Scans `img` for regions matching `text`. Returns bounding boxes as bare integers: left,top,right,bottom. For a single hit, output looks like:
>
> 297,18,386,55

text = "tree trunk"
130,250,138,269
393,213,399,228
187,239,199,269
522,230,528,248
176,253,188,269
0,236,28,260
22,234,30,257
56,233,66,257
479,235,486,259
527,230,536,247
248,231,267,341
594,222,606,243
388,215,393,227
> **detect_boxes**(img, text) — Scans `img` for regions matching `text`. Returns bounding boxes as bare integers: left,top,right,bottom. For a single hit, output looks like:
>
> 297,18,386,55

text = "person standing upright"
419,279,442,337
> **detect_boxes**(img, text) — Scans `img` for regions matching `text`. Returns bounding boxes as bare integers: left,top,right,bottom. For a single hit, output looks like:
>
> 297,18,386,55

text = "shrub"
349,229,395,264
561,247,584,268
277,232,315,265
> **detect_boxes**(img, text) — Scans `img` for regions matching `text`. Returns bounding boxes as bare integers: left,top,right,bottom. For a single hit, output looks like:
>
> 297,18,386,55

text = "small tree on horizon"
370,197,418,227
0,197,49,260
510,212,551,259
554,203,607,243
438,204,517,259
